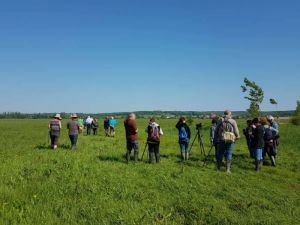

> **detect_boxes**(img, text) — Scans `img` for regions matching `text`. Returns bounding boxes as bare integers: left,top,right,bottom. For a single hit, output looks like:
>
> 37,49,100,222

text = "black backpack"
264,126,274,142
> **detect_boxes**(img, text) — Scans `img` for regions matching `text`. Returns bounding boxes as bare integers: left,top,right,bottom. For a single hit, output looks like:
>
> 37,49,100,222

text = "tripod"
141,142,148,161
203,145,215,166
189,127,206,157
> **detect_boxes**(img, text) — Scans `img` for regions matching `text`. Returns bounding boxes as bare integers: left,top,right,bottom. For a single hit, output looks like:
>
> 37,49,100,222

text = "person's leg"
185,142,189,160
148,144,154,164
225,143,234,173
73,135,78,150
216,142,224,170
53,136,59,149
126,141,132,163
50,135,54,148
180,143,185,161
133,141,139,162
155,143,160,163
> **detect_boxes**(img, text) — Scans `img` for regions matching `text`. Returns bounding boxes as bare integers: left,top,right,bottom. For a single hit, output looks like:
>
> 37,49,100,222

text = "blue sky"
0,0,299,113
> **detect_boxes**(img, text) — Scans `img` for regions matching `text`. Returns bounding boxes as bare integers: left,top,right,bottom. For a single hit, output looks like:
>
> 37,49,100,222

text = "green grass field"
0,119,299,225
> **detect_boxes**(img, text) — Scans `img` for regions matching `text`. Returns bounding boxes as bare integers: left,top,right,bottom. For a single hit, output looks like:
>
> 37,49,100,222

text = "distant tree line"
0,111,295,120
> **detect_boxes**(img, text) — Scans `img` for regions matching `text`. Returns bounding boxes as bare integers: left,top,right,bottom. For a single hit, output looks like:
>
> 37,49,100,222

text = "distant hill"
0,111,294,119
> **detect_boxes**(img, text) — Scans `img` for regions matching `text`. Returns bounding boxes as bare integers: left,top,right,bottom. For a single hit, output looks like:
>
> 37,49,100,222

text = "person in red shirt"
124,113,139,163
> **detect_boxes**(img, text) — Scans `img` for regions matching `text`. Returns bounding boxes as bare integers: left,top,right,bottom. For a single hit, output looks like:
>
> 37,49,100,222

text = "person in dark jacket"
124,113,139,163
104,117,110,136
145,117,164,164
243,119,255,158
252,118,265,171
176,117,191,161
67,114,80,150
48,113,62,150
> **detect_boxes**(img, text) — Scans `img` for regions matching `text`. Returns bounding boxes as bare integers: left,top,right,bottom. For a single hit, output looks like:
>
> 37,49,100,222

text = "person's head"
246,119,252,126
224,110,232,118
267,115,275,123
252,118,260,126
70,114,78,121
111,117,114,120
179,117,186,123
211,115,219,124
128,113,136,120
260,117,269,126
150,117,156,123
54,113,62,120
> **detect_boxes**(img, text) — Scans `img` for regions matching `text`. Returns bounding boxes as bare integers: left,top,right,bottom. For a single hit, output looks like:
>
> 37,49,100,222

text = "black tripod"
141,142,148,161
189,126,206,157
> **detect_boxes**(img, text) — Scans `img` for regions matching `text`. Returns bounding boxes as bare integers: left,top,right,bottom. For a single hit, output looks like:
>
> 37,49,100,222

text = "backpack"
264,126,274,142
221,119,236,143
179,127,188,141
148,125,160,142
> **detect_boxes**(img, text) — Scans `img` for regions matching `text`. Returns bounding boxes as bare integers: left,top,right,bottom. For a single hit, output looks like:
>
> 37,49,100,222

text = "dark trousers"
86,124,92,135
126,141,139,162
69,135,78,148
148,142,160,163
50,135,59,147
93,128,98,135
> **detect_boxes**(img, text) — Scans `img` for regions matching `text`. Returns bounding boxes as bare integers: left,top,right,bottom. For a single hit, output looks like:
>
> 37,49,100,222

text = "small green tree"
270,98,279,119
241,78,264,118
291,101,300,125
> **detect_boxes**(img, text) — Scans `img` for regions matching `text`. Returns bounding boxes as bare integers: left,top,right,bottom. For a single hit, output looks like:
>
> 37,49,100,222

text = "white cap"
267,115,275,121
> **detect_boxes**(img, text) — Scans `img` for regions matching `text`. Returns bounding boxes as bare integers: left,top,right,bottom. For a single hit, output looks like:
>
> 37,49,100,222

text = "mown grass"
0,119,299,225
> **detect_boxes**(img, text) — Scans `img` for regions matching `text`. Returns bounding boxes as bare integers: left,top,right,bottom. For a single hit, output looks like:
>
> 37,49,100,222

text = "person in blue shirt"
108,117,117,137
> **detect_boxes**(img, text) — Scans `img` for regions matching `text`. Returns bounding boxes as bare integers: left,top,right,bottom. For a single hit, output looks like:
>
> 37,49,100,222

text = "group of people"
48,111,280,172
243,116,279,170
209,113,279,172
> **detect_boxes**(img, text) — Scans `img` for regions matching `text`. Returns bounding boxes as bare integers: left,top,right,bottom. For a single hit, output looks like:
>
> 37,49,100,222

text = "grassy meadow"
0,118,299,225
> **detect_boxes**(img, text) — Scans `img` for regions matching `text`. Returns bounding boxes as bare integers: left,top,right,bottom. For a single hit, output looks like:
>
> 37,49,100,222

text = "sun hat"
54,113,62,120
70,113,78,118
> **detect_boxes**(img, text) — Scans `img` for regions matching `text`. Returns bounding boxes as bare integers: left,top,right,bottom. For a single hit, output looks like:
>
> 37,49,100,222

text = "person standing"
104,117,110,136
252,118,265,171
109,117,117,137
85,116,93,135
145,117,164,164
78,117,84,134
214,110,240,173
243,120,255,158
67,114,80,150
91,118,99,135
176,117,191,161
210,115,219,161
124,113,139,163
48,114,62,150
262,117,279,167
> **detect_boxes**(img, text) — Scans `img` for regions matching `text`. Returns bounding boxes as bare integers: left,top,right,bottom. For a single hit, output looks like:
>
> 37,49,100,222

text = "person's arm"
59,121,62,129
145,126,149,133
233,121,240,140
159,127,164,135
176,121,181,130
186,125,191,139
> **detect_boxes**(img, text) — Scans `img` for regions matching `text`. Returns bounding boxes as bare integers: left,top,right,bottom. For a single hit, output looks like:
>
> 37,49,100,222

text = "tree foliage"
270,98,278,105
291,101,300,125
241,78,264,118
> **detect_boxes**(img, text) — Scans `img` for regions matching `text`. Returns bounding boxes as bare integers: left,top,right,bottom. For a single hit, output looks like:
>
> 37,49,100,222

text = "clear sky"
0,0,299,113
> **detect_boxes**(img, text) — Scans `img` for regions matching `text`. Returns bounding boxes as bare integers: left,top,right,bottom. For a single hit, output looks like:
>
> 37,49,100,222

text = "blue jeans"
255,148,263,161
179,141,189,153
217,142,234,162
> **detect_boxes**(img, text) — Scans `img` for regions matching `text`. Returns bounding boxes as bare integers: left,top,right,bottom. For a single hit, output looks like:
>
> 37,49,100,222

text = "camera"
196,123,202,130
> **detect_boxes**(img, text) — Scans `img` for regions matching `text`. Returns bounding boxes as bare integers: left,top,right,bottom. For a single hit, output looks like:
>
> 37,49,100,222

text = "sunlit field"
0,119,299,225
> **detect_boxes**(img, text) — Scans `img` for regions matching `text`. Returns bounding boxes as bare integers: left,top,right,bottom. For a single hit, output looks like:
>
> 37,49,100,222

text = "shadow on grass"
97,155,127,164
35,144,72,150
